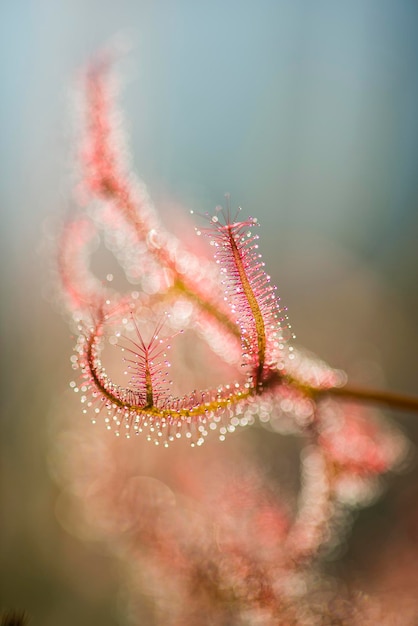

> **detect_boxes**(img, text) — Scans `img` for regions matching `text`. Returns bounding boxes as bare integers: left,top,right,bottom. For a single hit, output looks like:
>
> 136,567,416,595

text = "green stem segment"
319,383,418,414
144,354,154,408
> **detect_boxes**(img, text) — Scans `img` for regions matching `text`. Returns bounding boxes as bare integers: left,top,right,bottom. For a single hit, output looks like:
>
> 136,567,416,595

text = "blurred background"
1,1,418,624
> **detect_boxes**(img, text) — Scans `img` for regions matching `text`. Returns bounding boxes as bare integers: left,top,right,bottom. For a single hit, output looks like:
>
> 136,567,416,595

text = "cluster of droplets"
70,309,263,447
197,207,293,385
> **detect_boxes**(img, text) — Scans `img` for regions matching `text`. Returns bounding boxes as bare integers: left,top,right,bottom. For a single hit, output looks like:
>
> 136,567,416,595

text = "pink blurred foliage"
52,52,413,625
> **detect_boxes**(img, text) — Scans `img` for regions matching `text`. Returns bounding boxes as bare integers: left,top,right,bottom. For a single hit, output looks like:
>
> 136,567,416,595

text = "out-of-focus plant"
53,52,417,625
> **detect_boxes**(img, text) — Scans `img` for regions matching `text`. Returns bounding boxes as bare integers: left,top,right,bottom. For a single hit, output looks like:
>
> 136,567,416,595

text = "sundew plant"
54,53,418,625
